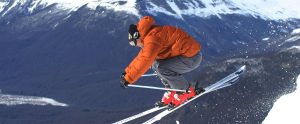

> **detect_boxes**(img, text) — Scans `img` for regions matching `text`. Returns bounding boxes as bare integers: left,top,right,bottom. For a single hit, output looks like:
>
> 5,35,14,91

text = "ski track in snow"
0,93,68,107
262,74,300,124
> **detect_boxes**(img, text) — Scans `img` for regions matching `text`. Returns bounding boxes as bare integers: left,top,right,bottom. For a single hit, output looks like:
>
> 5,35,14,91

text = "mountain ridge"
1,0,300,21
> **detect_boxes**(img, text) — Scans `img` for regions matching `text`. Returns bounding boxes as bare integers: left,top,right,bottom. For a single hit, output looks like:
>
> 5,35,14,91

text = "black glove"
120,72,129,88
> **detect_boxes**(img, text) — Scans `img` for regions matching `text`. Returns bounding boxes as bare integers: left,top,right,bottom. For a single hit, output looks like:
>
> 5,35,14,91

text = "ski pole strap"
128,84,186,92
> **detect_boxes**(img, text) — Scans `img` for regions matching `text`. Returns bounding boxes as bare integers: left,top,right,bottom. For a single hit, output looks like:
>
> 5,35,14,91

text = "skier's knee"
157,67,174,76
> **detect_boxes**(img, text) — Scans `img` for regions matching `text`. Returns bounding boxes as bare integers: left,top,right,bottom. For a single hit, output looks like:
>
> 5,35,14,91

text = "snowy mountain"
0,0,299,124
1,0,300,58
0,0,139,17
1,0,300,20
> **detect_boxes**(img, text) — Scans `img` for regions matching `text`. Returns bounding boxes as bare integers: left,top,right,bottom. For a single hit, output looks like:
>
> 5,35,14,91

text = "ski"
205,65,245,93
142,65,246,124
112,106,168,124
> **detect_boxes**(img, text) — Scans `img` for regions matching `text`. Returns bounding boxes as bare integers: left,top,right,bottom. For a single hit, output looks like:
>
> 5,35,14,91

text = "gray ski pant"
152,52,202,90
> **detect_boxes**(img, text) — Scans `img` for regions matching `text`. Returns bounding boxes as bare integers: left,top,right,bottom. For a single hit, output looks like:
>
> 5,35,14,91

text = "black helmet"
128,24,140,46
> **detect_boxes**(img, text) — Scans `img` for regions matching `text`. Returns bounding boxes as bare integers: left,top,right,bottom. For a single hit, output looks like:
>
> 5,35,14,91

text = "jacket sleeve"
125,37,161,84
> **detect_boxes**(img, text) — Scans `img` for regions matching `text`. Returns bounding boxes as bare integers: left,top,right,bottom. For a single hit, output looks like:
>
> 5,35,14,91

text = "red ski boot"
155,91,176,107
170,87,196,107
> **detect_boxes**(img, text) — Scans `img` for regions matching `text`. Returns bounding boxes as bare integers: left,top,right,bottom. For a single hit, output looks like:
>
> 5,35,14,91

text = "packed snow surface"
263,75,300,124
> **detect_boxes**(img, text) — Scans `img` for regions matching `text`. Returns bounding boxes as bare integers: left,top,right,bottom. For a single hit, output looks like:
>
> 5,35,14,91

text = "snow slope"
262,74,300,124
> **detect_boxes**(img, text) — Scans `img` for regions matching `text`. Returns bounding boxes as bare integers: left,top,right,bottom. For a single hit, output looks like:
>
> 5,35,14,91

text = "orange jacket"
124,16,201,83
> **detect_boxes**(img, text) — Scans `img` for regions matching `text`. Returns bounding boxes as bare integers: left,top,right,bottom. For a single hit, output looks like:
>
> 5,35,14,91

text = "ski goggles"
128,32,139,46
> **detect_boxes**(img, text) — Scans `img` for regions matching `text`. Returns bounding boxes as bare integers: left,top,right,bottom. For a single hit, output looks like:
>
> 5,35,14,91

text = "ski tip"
235,65,246,75
241,65,246,70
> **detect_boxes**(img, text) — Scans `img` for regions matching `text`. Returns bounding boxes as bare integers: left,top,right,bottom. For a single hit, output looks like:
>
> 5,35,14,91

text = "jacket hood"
137,16,155,38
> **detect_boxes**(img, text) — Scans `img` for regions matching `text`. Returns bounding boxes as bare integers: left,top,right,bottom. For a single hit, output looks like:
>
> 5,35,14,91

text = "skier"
120,16,203,107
